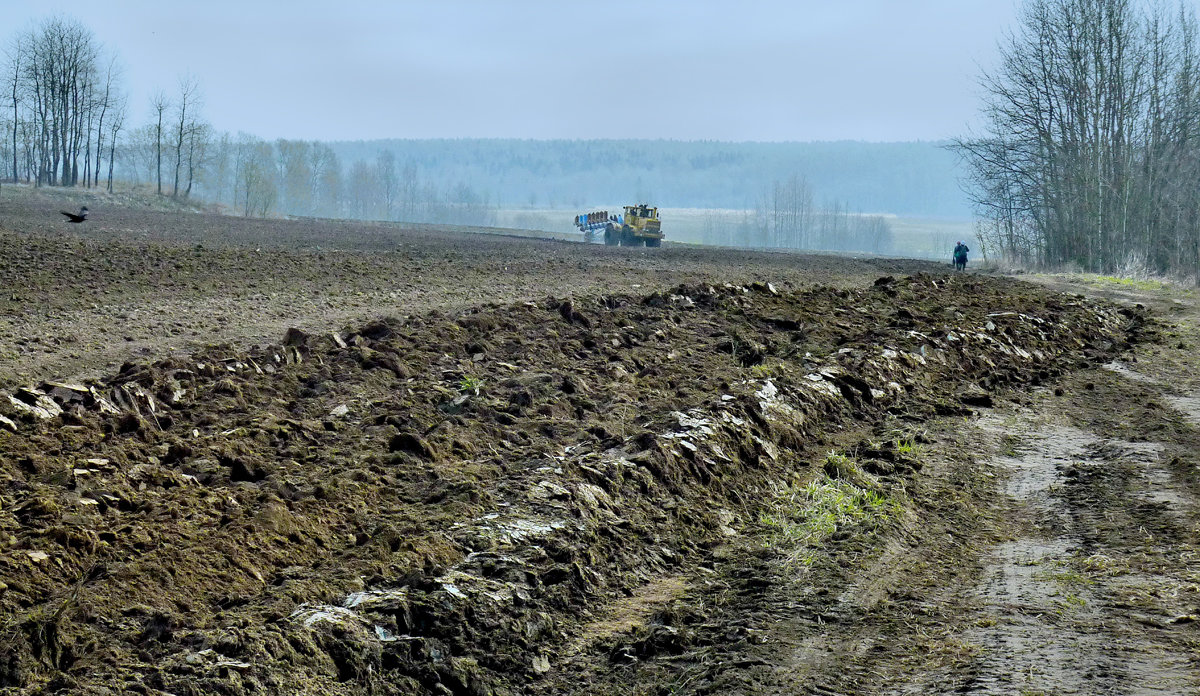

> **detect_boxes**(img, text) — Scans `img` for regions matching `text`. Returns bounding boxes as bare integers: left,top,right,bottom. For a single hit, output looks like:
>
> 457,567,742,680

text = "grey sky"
3,1,1068,142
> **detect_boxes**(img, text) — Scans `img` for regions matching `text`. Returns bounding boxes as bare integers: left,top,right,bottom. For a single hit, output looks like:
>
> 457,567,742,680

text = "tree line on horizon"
328,138,966,217
957,0,1200,278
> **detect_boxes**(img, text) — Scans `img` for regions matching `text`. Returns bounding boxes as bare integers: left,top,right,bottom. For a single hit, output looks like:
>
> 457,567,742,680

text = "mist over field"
316,138,973,257
495,207,973,261
109,137,966,258
321,139,969,216
0,4,986,261
24,132,968,259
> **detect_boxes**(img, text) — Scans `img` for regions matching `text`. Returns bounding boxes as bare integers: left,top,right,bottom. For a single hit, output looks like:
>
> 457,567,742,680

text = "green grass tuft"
761,459,900,567
457,375,484,395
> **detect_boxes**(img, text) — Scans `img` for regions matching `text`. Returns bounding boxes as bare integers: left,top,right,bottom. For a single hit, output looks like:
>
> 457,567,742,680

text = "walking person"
953,241,969,271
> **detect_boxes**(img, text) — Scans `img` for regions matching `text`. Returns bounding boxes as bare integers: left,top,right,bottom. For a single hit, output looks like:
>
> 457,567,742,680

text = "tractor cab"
625,204,658,223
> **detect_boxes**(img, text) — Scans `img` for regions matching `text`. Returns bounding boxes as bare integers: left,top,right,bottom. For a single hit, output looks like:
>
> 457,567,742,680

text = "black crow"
60,206,88,223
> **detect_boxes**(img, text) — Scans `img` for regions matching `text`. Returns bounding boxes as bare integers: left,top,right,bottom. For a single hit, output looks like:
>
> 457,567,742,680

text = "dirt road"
2,189,1197,695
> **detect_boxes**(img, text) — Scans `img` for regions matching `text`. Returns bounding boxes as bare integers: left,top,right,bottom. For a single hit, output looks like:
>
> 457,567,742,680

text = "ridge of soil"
0,270,1145,695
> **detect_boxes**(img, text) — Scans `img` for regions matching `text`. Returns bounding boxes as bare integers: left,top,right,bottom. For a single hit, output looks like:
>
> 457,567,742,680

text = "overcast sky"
0,0,1112,142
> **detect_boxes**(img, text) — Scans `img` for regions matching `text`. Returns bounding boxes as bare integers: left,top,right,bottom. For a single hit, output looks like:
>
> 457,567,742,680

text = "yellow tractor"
605,204,663,247
575,204,664,247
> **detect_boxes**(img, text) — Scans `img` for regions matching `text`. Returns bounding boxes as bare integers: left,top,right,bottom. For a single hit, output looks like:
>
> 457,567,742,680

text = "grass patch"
760,453,901,567
1075,552,1130,577
457,375,484,395
1095,274,1165,290
1080,273,1194,294
1052,593,1088,613
1035,566,1092,588
1034,557,1100,588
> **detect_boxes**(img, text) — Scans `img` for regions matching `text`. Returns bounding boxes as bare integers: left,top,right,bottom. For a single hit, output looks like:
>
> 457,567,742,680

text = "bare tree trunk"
105,97,123,193
151,90,167,195
92,56,117,188
172,76,198,197
6,36,21,183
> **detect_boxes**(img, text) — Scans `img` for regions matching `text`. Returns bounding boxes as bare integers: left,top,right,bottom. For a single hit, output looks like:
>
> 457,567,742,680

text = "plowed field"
2,189,1198,695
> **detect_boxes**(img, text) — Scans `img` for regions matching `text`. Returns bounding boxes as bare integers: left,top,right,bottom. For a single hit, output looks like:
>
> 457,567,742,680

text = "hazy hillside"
327,139,969,217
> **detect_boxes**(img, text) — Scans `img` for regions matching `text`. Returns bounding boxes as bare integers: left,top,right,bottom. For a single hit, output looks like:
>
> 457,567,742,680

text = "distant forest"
326,139,970,216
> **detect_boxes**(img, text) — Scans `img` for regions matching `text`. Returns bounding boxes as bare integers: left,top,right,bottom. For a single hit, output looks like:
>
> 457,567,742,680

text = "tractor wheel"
646,238,661,248
604,225,619,246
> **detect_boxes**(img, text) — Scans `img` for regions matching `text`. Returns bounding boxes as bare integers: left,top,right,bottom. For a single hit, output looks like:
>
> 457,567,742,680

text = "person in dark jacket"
953,241,969,271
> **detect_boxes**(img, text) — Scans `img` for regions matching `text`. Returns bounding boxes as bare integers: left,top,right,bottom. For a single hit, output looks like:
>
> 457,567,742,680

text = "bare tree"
105,93,124,192
768,174,814,248
274,139,313,214
377,149,397,219
171,75,199,197
232,133,276,217
89,55,119,187
4,34,21,183
200,131,234,207
149,90,168,195
398,162,419,221
347,159,375,219
182,120,209,199
956,0,1200,277
313,145,342,217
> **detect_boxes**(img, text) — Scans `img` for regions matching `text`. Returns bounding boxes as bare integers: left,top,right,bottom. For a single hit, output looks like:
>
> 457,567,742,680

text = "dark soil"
2,189,1188,695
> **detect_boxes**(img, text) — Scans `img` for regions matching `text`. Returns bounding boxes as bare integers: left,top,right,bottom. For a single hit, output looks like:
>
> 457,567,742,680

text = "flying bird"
60,206,88,223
